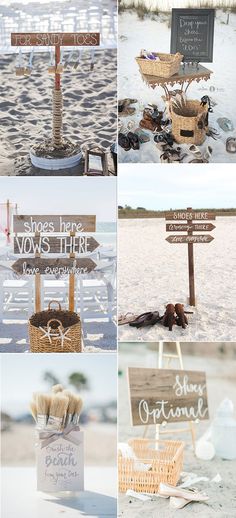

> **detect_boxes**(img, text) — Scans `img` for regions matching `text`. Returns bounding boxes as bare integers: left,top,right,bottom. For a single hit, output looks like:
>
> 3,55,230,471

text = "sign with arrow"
12,257,97,276
166,223,216,232
166,235,214,244
14,235,100,255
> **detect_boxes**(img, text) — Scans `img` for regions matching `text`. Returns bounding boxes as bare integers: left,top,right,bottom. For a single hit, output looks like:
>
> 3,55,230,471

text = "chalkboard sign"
171,9,215,63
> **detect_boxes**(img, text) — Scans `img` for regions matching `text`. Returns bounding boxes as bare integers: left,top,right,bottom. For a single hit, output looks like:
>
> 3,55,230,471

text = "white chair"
0,275,34,322
77,261,116,322
41,278,68,309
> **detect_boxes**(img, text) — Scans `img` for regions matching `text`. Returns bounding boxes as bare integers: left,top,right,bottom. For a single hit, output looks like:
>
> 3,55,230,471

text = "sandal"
127,131,140,150
226,137,236,153
118,312,139,325
129,311,161,328
118,132,131,151
134,128,150,143
217,117,234,132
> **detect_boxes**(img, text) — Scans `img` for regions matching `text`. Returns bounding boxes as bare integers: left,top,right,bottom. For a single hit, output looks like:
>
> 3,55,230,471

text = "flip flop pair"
129,311,161,328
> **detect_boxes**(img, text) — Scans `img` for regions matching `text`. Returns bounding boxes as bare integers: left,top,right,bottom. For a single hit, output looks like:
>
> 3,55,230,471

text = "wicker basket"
170,99,208,145
136,52,183,78
29,300,81,353
118,438,184,493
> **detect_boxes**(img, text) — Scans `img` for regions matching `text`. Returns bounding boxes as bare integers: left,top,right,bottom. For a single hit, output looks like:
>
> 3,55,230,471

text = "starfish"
54,326,72,347
39,326,60,344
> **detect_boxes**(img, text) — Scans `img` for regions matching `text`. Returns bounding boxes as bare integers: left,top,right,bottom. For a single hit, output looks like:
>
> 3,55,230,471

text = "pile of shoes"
139,105,164,132
118,121,150,151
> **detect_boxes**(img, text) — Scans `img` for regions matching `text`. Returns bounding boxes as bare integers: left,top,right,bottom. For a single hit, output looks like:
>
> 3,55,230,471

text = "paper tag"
36,430,84,492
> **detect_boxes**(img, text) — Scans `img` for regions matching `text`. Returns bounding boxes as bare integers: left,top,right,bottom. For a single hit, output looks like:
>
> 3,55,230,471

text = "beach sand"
118,344,236,517
118,217,236,342
0,50,117,175
118,10,236,164
2,422,117,466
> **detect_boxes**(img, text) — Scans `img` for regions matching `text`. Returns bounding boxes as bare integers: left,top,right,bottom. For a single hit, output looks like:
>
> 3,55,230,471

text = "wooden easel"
143,341,196,450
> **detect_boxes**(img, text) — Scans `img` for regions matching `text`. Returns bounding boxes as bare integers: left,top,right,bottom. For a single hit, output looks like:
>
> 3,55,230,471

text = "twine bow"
38,424,81,449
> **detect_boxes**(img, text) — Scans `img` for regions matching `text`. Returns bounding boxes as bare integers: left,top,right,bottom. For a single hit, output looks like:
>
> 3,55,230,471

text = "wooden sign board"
14,235,100,255
166,234,214,244
166,223,216,232
11,33,100,47
170,9,215,62
128,367,209,426
12,257,97,275
165,211,215,221
13,215,96,233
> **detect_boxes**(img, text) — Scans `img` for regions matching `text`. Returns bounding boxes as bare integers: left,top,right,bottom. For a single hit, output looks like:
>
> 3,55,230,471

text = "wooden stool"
84,146,109,176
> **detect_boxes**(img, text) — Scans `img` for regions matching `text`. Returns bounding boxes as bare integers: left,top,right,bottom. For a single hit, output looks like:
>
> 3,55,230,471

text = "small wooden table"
139,64,212,99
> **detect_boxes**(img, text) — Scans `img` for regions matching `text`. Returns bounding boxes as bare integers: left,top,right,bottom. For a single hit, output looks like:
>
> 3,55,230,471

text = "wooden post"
53,45,63,147
6,199,10,245
69,231,75,312
187,207,195,306
35,231,41,313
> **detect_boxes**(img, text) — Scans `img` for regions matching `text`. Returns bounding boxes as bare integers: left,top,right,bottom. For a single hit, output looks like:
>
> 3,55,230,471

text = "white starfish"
53,326,72,347
39,326,60,344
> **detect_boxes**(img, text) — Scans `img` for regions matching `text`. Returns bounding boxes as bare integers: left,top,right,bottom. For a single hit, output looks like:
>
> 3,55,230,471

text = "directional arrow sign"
166,235,214,244
165,211,216,221
12,258,97,275
166,223,216,232
14,235,100,255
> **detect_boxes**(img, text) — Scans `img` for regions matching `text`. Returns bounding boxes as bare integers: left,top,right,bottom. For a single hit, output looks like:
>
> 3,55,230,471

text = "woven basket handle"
47,318,63,330
48,300,62,312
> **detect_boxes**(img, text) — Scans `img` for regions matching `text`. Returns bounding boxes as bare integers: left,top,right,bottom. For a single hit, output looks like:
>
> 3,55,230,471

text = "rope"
52,89,63,147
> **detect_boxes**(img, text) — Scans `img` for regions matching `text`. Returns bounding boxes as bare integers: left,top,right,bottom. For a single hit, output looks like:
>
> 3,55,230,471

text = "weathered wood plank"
13,235,100,255
128,367,209,426
11,33,100,47
12,257,97,275
166,234,214,244
13,215,96,233
165,211,216,221
166,223,216,232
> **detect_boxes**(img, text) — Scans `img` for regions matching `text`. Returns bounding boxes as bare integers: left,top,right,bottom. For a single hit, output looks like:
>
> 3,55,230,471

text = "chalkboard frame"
170,8,215,63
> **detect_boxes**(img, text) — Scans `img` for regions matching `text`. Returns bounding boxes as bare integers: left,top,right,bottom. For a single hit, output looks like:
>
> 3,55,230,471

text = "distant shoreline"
119,208,236,219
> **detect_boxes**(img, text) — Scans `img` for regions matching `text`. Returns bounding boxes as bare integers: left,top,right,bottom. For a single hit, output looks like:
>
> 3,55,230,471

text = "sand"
118,217,236,342
2,422,117,466
118,10,236,164
0,49,117,175
118,343,236,517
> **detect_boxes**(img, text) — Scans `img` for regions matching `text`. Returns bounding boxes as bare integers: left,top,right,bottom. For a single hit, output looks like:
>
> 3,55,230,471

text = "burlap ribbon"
38,424,81,449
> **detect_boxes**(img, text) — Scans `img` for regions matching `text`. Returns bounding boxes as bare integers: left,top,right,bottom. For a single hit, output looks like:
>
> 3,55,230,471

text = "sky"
0,177,117,222
0,354,117,417
118,164,236,210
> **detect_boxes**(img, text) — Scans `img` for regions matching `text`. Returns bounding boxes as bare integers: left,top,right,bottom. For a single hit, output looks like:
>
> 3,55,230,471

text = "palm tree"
43,371,60,387
68,372,89,391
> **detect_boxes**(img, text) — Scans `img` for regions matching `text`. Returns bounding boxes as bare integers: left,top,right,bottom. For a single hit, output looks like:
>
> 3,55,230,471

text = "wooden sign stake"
69,231,75,312
35,231,41,312
187,208,196,306
165,207,215,307
11,33,100,149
